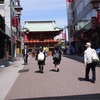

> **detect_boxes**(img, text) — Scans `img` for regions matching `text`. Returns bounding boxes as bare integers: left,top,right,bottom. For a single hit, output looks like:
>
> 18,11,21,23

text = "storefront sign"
12,17,18,27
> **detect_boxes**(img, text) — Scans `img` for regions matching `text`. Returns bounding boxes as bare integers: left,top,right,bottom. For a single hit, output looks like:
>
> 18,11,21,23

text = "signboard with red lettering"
12,17,18,27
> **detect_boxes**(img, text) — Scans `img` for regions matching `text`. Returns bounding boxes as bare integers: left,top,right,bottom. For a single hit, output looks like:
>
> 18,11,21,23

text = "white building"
0,0,23,66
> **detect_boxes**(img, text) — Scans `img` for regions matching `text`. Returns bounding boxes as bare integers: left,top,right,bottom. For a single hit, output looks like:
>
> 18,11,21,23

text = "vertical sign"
91,17,97,28
97,10,100,24
24,35,28,42
12,17,18,27
62,33,66,40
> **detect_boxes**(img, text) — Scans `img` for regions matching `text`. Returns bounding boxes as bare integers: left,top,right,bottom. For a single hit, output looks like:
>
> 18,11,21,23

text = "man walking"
23,45,29,65
84,42,97,83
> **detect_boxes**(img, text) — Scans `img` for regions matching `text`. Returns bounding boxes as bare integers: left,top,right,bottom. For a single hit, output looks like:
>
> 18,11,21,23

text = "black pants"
39,65,44,72
24,55,28,64
85,63,96,81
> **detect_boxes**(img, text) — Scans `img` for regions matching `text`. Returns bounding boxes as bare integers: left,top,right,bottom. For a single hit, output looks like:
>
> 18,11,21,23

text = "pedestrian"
52,46,61,72
84,42,97,83
23,45,29,65
35,46,46,73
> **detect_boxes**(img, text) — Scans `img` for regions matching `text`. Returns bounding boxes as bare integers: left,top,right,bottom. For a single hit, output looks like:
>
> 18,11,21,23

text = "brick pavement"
1,55,100,100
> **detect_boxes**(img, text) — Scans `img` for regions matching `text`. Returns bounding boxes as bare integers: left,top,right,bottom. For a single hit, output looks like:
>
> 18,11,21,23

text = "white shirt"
25,49,27,54
84,47,96,65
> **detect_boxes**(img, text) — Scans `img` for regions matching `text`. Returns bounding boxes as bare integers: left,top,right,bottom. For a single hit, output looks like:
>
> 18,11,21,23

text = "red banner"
24,35,28,42
67,0,71,2
97,10,100,24
67,0,76,2
62,33,66,40
12,17,18,27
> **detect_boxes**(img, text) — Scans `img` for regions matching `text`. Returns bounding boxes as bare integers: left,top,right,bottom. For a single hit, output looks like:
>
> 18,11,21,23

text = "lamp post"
91,0,100,47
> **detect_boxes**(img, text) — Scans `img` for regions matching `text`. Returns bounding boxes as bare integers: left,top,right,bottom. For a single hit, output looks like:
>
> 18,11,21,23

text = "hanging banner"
24,35,28,42
62,33,66,40
12,17,18,27
67,0,76,2
97,10,100,24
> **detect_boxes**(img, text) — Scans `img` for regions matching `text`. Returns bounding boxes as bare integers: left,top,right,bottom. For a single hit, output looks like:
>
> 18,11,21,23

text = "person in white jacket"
84,42,96,83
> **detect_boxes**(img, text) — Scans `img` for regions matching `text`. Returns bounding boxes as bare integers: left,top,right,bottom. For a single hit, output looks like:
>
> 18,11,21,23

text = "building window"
0,0,4,4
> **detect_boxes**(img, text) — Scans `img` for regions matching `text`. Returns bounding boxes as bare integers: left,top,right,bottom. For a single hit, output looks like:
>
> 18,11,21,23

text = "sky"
20,0,68,40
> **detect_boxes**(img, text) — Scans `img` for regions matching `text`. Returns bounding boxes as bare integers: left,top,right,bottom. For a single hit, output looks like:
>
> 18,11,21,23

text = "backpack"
53,51,60,60
91,49,100,65
38,51,45,61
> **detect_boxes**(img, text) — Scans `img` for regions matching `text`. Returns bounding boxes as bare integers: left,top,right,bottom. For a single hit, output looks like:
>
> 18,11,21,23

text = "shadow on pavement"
64,55,84,63
12,93,100,100
18,69,29,73
78,77,93,83
49,69,57,72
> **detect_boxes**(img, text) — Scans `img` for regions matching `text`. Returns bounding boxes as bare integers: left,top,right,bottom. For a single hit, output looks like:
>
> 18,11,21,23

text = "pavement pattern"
0,55,100,100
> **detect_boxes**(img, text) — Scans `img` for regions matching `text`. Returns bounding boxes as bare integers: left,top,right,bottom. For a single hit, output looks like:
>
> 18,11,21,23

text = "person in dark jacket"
52,47,61,72
35,46,46,73
23,45,29,65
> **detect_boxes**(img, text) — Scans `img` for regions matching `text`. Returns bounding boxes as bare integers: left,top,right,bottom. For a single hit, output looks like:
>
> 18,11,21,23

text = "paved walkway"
0,55,100,100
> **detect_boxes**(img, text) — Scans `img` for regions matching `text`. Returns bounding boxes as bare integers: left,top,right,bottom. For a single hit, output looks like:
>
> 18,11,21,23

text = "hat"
85,42,91,47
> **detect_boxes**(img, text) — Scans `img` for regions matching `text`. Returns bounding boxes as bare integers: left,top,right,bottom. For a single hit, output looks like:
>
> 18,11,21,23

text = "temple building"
22,20,63,51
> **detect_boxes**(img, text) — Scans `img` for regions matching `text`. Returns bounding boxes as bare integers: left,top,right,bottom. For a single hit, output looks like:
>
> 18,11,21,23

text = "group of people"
22,46,62,73
22,42,99,83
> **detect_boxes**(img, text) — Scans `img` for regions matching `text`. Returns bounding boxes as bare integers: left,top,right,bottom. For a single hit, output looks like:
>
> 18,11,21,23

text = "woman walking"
35,46,46,73
52,47,61,72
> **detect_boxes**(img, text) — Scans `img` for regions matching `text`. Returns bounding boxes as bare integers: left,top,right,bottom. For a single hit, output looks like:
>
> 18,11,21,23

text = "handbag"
91,49,100,65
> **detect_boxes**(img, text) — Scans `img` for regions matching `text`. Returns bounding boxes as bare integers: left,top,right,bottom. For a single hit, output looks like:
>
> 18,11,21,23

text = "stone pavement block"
0,57,24,100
